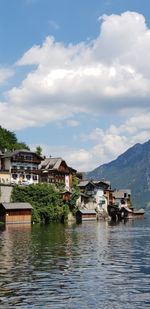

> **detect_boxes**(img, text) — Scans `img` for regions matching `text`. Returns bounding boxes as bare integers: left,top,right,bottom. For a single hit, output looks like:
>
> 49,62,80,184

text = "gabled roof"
2,149,43,160
40,157,63,170
40,157,76,173
1,202,32,210
78,180,95,188
113,189,131,199
93,180,110,189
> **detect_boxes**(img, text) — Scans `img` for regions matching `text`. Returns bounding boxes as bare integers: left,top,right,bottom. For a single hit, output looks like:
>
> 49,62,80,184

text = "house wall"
0,172,11,184
11,173,39,185
5,210,32,224
4,158,11,170
82,214,97,221
76,212,97,222
65,174,72,191
94,188,107,211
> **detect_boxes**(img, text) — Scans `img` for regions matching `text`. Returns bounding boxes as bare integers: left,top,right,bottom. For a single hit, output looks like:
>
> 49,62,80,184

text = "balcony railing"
11,168,40,174
12,158,41,164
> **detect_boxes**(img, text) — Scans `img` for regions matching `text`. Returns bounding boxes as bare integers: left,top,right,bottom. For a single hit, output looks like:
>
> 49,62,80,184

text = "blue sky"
0,0,150,171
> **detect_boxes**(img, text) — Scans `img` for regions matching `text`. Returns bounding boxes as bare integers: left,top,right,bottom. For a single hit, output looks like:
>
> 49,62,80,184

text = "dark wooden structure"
76,209,97,223
60,190,72,202
107,204,131,222
40,157,76,191
0,202,32,224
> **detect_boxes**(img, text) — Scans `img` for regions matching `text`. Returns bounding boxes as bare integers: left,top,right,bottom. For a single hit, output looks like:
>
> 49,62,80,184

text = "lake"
0,216,150,309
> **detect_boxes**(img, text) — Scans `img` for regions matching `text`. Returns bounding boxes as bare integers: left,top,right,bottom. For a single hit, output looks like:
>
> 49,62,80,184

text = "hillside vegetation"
0,126,29,152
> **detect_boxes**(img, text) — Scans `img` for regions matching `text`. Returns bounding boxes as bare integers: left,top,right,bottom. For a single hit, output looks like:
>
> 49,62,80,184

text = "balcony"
12,157,41,164
11,168,40,174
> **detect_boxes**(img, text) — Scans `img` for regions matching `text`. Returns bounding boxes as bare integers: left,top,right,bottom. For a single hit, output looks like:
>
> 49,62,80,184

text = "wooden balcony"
11,158,41,164
11,168,40,174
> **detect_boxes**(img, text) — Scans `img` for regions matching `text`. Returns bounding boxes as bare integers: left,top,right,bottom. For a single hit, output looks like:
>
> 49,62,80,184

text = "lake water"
0,216,150,309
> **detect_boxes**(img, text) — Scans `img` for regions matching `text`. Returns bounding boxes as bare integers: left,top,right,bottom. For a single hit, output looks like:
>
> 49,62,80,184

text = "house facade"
40,157,76,191
0,150,43,185
77,179,116,215
113,189,132,208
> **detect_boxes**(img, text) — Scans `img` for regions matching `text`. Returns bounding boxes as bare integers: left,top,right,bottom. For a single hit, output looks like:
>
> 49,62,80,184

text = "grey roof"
78,209,96,214
2,149,42,159
40,157,63,170
40,157,76,173
78,180,95,187
1,202,32,210
113,190,131,199
93,180,110,187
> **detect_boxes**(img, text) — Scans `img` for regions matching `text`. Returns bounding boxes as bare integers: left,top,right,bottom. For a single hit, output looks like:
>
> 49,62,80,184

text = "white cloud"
0,11,150,130
77,113,150,171
30,112,150,172
0,68,14,85
66,119,79,127
1,11,150,171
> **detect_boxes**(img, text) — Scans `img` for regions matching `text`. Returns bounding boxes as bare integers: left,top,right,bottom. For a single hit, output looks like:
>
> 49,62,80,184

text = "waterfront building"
39,157,76,191
113,189,132,208
76,209,97,222
0,149,43,185
0,202,32,224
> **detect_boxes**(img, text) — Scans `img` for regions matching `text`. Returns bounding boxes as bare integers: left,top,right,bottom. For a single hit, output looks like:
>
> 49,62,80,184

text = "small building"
76,209,97,223
0,202,32,224
60,190,72,202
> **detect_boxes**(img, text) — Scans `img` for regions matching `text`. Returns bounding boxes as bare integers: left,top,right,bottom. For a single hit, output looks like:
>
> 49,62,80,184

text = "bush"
11,183,65,224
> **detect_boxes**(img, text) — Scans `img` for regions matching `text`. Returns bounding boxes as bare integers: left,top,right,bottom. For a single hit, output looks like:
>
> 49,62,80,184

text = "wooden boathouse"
0,202,32,224
76,209,97,223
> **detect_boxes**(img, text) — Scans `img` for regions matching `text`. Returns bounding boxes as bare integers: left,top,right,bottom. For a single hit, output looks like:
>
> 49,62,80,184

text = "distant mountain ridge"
87,140,150,209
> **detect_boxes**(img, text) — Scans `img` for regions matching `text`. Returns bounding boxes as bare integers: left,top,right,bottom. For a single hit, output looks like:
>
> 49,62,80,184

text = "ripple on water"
0,219,150,308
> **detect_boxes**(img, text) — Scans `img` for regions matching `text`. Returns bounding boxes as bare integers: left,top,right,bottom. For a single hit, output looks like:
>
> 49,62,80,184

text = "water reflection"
0,218,149,308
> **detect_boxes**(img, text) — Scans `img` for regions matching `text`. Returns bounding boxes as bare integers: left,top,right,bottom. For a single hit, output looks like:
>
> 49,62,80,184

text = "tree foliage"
11,184,69,223
69,175,80,210
0,126,29,152
36,146,43,156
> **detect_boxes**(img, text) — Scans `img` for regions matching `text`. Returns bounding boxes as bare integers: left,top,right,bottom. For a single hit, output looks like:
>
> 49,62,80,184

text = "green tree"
69,175,80,211
0,126,29,152
11,183,67,224
36,146,43,156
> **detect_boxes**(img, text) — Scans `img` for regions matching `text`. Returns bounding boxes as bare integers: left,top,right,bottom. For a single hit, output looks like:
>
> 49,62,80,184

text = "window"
33,175,37,180
26,174,31,180
12,174,18,179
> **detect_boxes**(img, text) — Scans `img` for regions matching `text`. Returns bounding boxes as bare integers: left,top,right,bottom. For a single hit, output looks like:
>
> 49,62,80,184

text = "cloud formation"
0,68,14,85
1,11,150,170
0,11,150,130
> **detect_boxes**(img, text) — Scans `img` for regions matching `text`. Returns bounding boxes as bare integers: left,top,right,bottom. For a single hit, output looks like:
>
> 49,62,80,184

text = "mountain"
87,140,150,209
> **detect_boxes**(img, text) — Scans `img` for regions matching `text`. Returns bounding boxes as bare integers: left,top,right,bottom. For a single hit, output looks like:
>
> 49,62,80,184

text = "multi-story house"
77,179,112,211
113,189,132,209
0,149,43,185
40,157,76,191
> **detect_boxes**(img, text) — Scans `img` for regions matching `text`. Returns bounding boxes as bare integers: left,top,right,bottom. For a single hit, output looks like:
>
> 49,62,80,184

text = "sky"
0,0,150,171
